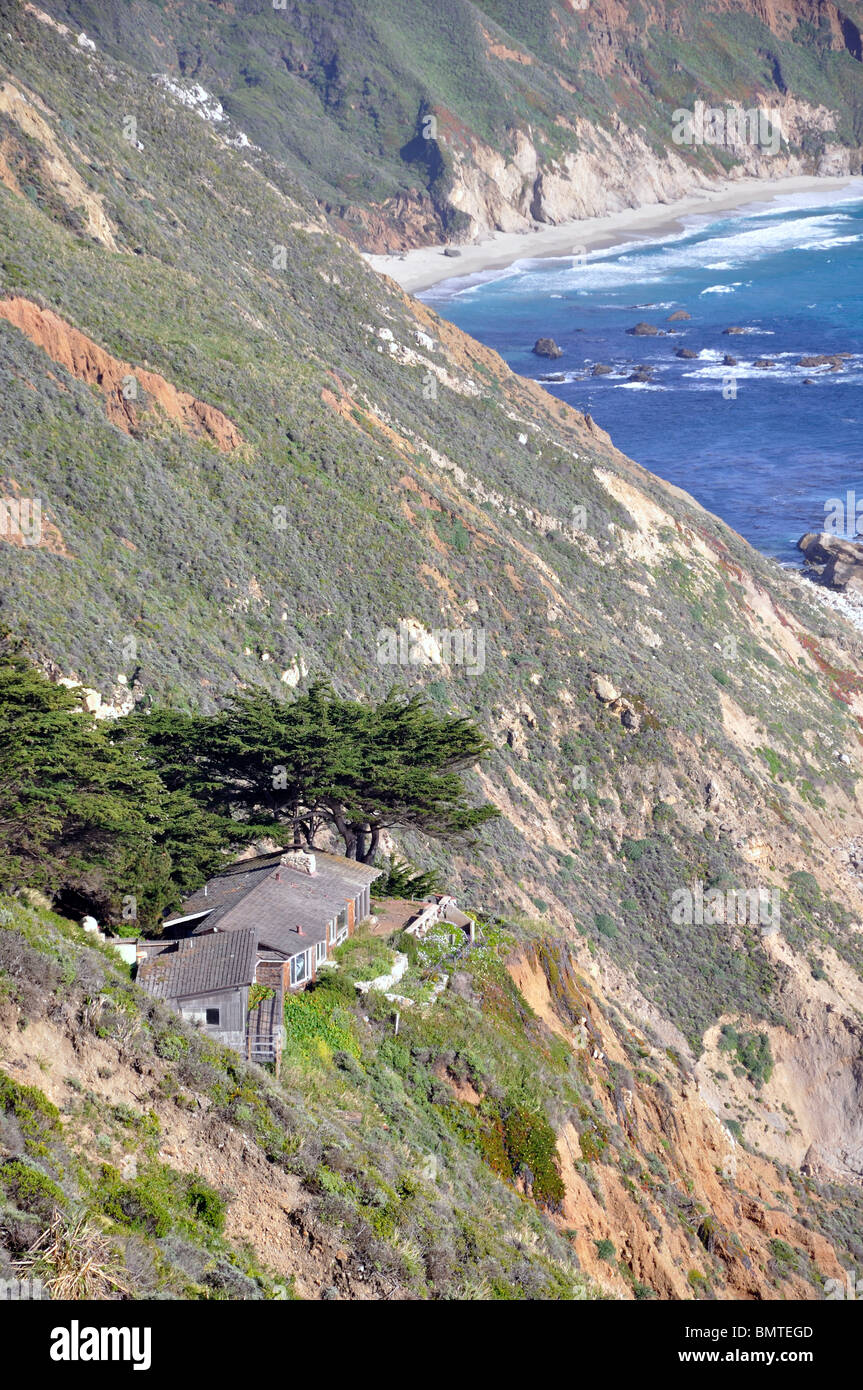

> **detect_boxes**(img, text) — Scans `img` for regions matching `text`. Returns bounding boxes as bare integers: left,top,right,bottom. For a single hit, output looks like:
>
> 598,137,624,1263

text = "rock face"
533,337,562,358
591,673,620,704
798,531,863,592
591,673,641,731
0,296,243,451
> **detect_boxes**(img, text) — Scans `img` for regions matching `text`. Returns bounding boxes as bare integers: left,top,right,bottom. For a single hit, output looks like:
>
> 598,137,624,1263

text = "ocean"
421,184,863,565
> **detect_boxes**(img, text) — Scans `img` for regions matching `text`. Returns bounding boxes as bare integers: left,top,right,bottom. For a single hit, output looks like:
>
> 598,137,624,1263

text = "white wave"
462,210,860,298
700,283,743,294
797,234,862,252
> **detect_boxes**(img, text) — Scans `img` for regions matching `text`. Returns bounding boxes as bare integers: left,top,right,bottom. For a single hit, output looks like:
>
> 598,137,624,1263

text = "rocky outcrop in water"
533,337,562,358
799,532,863,592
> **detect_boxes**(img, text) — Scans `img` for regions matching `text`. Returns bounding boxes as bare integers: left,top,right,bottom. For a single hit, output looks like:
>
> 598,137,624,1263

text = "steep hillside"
4,1,863,1293
2,896,861,1300
24,0,863,248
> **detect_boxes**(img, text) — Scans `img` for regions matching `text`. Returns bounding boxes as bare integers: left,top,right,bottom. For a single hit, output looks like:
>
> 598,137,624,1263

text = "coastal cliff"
4,0,863,1300
25,0,863,250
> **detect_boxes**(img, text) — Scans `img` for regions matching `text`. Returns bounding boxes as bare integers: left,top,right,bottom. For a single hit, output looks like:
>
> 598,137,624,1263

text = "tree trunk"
357,824,379,864
328,801,356,859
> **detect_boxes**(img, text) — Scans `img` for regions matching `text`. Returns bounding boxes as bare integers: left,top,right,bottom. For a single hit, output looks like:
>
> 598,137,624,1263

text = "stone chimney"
280,849,317,875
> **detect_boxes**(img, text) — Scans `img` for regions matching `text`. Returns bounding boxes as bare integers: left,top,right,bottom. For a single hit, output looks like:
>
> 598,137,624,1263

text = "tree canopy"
0,649,245,928
121,682,498,863
0,653,497,928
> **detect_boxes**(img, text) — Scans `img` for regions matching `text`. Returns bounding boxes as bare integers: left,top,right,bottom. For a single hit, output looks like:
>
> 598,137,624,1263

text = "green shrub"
594,913,618,939
185,1175,226,1232
0,1158,64,1219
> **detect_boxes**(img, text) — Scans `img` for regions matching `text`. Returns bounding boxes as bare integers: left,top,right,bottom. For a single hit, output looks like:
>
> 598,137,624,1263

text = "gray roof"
165,851,382,960
138,927,258,1000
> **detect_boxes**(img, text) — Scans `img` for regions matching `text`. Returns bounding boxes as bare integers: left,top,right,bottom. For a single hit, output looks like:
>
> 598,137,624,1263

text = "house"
136,848,382,1065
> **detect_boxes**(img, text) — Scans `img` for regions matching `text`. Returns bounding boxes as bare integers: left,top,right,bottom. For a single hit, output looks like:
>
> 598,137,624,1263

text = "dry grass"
16,1208,132,1300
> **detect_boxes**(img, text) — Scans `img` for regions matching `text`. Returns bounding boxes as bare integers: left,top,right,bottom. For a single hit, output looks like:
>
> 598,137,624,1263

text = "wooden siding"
175,985,248,1052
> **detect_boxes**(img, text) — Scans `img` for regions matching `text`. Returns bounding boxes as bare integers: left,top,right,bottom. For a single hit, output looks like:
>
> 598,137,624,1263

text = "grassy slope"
4,895,863,1300
0,896,598,1300
28,0,863,240
4,9,863,1057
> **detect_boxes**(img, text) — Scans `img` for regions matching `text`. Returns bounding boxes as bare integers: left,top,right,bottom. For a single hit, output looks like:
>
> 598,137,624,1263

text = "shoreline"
364,174,863,295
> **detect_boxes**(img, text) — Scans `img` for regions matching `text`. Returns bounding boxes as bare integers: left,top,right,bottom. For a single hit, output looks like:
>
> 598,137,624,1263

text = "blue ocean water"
422,186,863,563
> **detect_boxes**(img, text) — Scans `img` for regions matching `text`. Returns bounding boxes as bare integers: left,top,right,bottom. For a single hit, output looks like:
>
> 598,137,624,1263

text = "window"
290,951,308,987
315,938,326,966
205,1008,220,1026
334,907,349,946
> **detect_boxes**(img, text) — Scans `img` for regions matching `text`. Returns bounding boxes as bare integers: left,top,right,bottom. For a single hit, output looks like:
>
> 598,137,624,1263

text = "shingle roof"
163,851,382,959
165,851,380,926
138,927,258,1000
164,859,277,922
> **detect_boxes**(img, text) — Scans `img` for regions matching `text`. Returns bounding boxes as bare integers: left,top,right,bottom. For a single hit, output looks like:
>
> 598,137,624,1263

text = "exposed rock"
667,310,691,321
591,362,612,375
723,354,738,366
537,372,566,382
628,365,653,382
533,337,562,358
591,673,620,703
675,348,699,359
754,358,776,369
616,700,640,732
442,247,461,258
626,321,659,336
0,296,242,451
723,326,747,335
798,531,863,592
797,354,850,371
705,777,724,810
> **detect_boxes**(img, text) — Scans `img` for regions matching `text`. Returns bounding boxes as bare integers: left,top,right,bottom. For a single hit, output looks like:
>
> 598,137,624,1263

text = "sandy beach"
364,174,863,295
